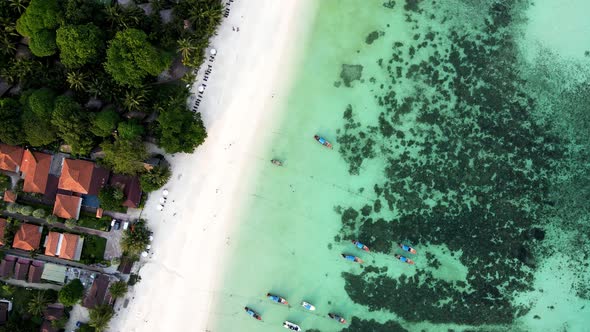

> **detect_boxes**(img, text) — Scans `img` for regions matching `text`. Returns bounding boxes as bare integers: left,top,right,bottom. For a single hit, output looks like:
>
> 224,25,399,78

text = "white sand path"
108,1,315,331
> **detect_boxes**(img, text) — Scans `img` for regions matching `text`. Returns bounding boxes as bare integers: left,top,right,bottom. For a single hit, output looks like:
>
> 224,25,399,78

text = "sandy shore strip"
108,1,316,331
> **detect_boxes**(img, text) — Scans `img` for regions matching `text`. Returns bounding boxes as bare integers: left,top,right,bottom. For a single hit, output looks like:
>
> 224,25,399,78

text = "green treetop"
90,106,120,137
16,0,62,57
0,98,26,145
56,24,104,68
104,29,172,87
101,137,147,175
51,95,94,155
58,278,84,306
22,88,58,146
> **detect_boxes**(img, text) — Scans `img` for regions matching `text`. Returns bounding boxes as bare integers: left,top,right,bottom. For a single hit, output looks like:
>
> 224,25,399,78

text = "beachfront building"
109,174,142,208
83,274,113,309
20,149,52,194
52,194,82,220
0,143,24,173
12,223,42,251
44,232,83,261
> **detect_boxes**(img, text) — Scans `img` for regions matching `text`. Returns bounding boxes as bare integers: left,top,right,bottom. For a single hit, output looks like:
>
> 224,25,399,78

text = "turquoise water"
212,1,590,331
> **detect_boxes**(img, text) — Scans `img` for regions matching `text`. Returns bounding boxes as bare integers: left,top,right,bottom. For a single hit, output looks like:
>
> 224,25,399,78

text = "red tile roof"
12,223,42,251
3,190,16,203
58,159,94,194
0,143,24,172
44,232,79,260
20,149,52,194
0,218,6,246
28,260,44,283
52,194,82,220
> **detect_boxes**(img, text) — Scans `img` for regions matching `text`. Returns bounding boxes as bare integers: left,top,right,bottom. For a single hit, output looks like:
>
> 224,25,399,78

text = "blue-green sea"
212,1,590,331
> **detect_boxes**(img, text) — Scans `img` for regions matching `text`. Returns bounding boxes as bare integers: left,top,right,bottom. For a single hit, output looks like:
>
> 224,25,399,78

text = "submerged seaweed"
332,0,587,327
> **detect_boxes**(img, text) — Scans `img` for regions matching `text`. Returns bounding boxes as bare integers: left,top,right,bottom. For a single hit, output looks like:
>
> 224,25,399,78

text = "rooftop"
12,223,42,251
109,174,142,208
53,194,82,220
28,260,44,283
2,190,16,203
44,232,81,261
83,274,112,309
58,159,95,194
0,143,24,172
20,149,52,194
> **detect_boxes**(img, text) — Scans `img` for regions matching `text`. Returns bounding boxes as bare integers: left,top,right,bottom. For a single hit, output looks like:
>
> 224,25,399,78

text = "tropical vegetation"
121,220,151,256
58,278,85,306
0,0,224,175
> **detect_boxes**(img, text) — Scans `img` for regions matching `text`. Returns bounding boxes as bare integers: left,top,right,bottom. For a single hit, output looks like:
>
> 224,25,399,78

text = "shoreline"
108,1,317,331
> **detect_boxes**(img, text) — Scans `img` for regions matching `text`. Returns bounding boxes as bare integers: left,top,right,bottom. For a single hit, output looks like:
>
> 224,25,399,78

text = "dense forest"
0,0,224,176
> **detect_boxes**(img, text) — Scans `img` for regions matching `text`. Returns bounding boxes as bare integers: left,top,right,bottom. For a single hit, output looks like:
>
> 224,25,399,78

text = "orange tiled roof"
0,144,24,172
0,218,6,246
53,194,82,220
45,232,79,260
44,232,60,257
20,149,52,194
3,190,16,203
58,159,94,194
12,223,42,251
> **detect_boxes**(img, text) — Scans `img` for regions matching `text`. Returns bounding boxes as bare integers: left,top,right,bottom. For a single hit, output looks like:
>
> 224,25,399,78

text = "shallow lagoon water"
211,1,590,331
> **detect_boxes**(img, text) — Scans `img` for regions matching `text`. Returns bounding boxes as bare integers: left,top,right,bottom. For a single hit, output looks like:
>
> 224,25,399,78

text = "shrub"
19,205,33,216
32,209,46,218
64,219,77,229
6,204,20,213
46,215,58,224
121,221,150,256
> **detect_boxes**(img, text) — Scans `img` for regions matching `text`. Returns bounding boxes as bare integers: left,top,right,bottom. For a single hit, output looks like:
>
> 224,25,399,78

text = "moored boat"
244,306,261,320
267,293,288,305
398,243,417,254
352,240,370,252
283,321,302,331
341,254,363,264
314,135,333,149
301,301,316,311
271,159,283,166
328,313,347,324
395,254,415,265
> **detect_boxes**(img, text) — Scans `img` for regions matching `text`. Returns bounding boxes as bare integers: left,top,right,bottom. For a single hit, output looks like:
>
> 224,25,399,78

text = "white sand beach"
108,1,316,331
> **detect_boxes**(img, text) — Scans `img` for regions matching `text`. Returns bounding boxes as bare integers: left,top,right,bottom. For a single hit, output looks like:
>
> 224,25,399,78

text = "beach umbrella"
149,235,154,241
162,189,169,197
198,85,205,93
156,205,163,211
141,252,148,257
159,198,166,204
210,48,217,55
146,245,152,250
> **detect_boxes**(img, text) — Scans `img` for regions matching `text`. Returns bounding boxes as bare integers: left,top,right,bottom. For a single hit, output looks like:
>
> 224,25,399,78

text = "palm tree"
108,281,128,299
123,87,149,112
66,71,89,92
89,304,114,332
0,18,19,57
9,0,29,14
104,4,125,30
177,38,196,65
27,291,49,316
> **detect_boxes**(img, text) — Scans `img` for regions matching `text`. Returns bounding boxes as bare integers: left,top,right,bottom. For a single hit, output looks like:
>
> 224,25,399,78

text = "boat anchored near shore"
341,254,363,263
267,293,288,305
244,307,261,320
301,301,316,311
283,321,302,331
314,134,333,149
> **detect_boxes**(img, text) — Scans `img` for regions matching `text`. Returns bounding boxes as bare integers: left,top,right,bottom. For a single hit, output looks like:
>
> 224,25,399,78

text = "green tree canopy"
89,304,114,332
104,29,172,87
51,95,94,155
28,29,57,57
90,106,120,137
157,102,207,153
22,88,58,146
121,221,150,256
56,24,104,68
0,98,26,145
58,279,84,306
101,137,147,175
27,290,49,316
140,166,171,192
108,281,128,299
98,185,124,211
15,0,62,37
117,120,144,140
